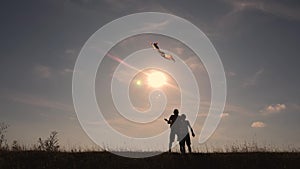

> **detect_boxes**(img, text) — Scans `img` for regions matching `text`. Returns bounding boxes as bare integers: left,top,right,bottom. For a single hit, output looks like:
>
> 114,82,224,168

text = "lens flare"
136,80,142,86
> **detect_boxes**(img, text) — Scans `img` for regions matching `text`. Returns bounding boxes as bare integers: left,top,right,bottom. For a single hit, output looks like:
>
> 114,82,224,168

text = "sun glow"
147,71,167,88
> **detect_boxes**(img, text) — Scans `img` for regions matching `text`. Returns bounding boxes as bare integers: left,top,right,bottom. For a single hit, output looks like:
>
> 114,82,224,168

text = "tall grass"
0,122,299,153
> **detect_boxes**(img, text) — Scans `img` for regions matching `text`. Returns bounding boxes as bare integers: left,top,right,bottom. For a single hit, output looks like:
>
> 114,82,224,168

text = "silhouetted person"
178,114,195,153
164,109,179,152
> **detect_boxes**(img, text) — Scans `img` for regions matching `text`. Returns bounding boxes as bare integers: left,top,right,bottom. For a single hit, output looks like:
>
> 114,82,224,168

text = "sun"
147,71,167,88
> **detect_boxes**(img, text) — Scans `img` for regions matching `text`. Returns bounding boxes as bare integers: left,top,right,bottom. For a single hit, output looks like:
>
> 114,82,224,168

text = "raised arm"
164,118,170,124
165,115,174,124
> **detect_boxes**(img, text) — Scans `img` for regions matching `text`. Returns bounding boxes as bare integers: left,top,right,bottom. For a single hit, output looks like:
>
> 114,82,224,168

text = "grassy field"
1,151,299,169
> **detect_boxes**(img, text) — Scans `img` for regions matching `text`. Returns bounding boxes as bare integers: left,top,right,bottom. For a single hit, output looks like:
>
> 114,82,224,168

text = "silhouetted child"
177,114,195,153
164,109,179,152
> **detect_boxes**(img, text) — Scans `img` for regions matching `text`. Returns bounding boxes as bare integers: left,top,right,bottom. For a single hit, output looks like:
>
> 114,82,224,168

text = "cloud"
251,121,266,128
243,68,264,87
65,49,76,55
184,57,206,72
260,103,286,115
174,47,184,55
103,0,139,11
197,112,229,118
197,113,208,118
63,48,78,61
34,65,52,78
223,102,253,116
60,68,74,75
132,20,171,32
35,63,74,77
68,0,171,16
198,101,253,118
220,112,229,118
103,0,171,13
9,93,74,112
215,0,300,38
63,68,73,73
289,103,300,111
224,0,300,21
227,71,236,77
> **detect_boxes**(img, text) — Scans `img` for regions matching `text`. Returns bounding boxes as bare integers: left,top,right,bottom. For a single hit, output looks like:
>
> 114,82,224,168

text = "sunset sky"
1,0,300,150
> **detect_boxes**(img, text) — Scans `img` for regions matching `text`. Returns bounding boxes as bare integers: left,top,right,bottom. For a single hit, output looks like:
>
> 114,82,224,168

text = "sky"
1,0,300,151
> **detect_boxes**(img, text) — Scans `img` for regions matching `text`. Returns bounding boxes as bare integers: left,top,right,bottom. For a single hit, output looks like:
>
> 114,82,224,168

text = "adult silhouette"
164,109,179,152
177,114,195,153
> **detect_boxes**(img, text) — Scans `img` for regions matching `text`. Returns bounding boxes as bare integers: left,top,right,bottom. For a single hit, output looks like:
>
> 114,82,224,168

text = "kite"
151,42,175,62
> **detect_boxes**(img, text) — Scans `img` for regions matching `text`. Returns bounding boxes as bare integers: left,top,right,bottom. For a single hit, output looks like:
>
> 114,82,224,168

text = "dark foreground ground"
0,151,299,169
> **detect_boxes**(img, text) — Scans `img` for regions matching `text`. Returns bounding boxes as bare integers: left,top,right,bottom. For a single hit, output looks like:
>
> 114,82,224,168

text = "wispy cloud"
197,112,229,118
64,49,77,55
34,65,52,78
6,92,74,112
34,63,74,78
214,0,300,38
60,68,74,75
212,101,253,117
227,71,236,77
251,121,266,128
224,0,300,21
69,0,171,15
197,101,252,118
103,0,140,11
131,20,171,33
184,57,206,72
288,103,300,111
63,48,78,62
243,68,264,87
174,47,184,55
260,103,286,115
103,0,171,13
220,112,229,118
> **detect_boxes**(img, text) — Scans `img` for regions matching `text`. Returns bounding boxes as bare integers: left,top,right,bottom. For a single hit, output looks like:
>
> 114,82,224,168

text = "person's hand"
192,132,195,137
